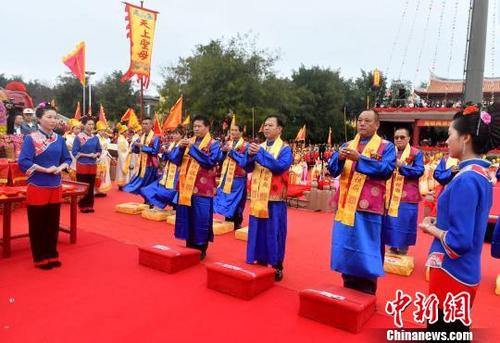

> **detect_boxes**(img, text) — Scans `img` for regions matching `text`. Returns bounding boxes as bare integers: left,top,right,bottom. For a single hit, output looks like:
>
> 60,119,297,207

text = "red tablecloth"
287,184,311,198
0,159,27,186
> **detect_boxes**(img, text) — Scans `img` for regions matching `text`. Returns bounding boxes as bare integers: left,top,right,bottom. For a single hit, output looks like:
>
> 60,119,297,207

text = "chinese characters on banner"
385,290,471,328
120,2,159,89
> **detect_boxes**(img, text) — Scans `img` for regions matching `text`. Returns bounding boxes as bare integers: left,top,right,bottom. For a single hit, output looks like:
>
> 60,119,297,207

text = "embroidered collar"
31,130,58,156
38,128,54,139
458,158,491,170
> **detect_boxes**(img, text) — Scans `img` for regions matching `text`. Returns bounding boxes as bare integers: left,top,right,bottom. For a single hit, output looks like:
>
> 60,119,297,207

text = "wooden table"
0,180,88,258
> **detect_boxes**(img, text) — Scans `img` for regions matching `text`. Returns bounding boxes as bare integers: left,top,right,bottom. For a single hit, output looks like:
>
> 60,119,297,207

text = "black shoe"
95,193,106,198
49,261,62,268
274,269,283,282
200,251,206,260
35,263,53,270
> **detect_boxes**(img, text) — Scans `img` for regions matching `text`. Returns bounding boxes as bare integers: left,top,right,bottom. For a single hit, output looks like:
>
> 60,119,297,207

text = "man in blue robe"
245,115,293,281
328,110,396,294
171,115,221,259
383,127,424,255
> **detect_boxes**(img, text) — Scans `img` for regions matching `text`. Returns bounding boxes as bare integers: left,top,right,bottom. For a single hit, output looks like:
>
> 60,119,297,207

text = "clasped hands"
338,147,360,161
248,143,261,156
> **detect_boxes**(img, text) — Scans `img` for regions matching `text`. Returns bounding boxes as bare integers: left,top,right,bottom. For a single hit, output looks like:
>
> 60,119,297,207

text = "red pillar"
412,125,421,146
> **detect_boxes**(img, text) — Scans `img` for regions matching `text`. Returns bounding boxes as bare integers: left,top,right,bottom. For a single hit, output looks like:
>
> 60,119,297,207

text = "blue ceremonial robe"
245,143,293,266
123,135,161,195
214,144,248,219
328,137,396,279
383,150,425,248
140,148,179,209
433,157,456,186
173,139,221,245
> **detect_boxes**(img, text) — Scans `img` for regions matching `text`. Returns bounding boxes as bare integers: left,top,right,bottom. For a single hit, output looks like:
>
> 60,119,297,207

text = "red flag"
153,112,162,135
74,101,81,120
162,96,183,130
121,108,132,122
295,125,306,141
62,42,86,86
98,104,109,128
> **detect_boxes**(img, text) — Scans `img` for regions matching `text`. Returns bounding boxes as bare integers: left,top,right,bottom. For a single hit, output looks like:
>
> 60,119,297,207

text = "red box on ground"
138,244,201,274
299,285,376,333
206,262,275,300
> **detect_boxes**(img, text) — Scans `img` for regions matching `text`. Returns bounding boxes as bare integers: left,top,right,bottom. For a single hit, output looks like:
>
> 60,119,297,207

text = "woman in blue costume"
18,102,72,270
72,117,101,213
140,125,183,209
214,123,249,230
420,105,500,334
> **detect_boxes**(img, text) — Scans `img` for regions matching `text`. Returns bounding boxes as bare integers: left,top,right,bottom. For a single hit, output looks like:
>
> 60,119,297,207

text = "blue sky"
2,0,498,95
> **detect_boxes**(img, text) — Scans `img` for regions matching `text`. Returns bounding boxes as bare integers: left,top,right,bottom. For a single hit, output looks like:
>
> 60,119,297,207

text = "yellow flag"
182,115,191,126
127,109,141,131
120,3,159,88
295,125,306,141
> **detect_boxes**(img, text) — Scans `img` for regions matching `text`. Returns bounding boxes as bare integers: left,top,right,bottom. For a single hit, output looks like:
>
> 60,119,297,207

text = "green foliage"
92,71,137,121
1,71,137,122
3,35,390,141
53,73,84,116
157,35,387,143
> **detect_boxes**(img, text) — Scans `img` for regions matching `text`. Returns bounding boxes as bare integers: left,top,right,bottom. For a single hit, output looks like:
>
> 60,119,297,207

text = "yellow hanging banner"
121,2,159,88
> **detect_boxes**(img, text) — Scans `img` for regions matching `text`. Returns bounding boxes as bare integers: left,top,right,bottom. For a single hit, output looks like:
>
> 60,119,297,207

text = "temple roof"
414,72,500,95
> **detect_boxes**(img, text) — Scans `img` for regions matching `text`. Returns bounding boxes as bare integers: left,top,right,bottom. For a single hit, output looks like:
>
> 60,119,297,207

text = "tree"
93,71,137,122
288,66,348,144
53,73,84,117
158,34,278,135
25,80,55,106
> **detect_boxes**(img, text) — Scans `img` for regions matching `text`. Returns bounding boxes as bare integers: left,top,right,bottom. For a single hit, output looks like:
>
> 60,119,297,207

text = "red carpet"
1,187,499,342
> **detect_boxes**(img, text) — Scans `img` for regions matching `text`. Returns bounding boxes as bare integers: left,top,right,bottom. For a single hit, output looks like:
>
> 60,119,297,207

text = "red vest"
233,143,248,178
193,139,217,198
269,171,289,201
400,147,422,203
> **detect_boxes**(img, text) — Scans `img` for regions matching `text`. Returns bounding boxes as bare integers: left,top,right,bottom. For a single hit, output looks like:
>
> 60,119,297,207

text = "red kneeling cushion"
138,244,201,274
299,285,376,333
206,262,275,300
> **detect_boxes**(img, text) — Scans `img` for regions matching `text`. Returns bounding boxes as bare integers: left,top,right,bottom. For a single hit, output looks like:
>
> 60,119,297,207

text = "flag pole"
82,81,86,117
252,107,255,139
139,0,145,121
343,105,348,142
